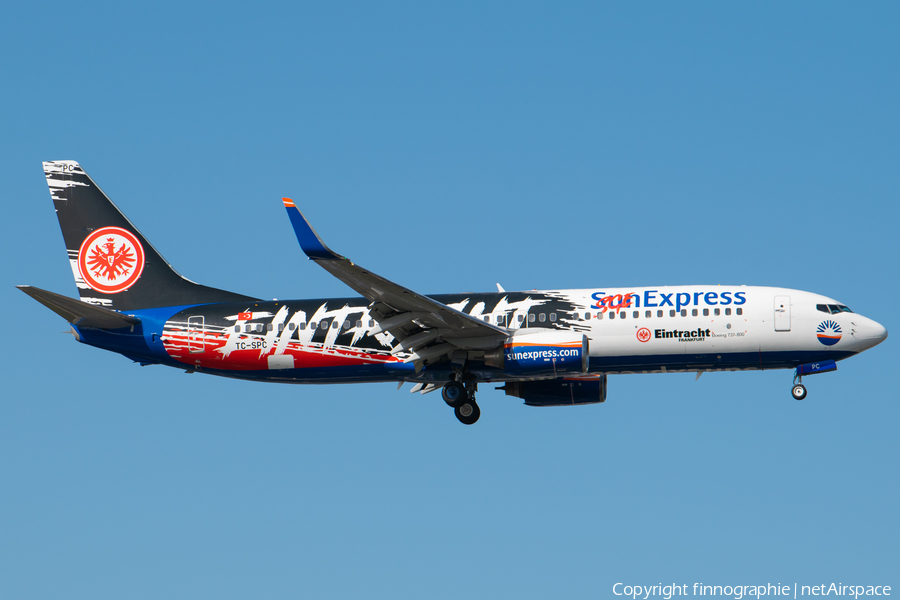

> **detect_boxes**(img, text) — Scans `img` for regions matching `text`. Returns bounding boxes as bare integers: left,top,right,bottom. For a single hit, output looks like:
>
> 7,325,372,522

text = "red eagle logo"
86,237,136,282
77,227,145,294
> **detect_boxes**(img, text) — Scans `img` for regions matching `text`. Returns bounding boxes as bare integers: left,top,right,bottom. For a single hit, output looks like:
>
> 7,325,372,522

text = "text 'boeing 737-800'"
19,161,888,424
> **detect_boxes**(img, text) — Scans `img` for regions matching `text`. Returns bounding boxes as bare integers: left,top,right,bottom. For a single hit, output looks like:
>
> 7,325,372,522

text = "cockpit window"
819,303,853,314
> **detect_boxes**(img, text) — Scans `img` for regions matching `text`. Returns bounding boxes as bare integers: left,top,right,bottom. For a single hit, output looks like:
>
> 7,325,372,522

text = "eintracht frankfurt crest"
77,227,145,293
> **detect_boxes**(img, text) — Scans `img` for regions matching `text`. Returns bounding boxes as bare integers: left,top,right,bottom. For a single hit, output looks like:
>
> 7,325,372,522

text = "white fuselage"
537,285,886,374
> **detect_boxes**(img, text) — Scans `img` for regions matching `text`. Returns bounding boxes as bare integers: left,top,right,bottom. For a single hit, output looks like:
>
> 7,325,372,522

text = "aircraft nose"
856,319,888,351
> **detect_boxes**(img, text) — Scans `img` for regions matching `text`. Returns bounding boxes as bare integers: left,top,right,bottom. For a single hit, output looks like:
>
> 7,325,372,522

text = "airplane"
19,161,888,425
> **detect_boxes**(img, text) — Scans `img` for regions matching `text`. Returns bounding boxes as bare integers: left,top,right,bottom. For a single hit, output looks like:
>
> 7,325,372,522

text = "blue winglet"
282,198,342,260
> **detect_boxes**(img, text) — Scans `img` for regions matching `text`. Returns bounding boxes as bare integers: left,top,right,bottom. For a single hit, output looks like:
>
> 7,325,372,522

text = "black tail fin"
43,161,257,310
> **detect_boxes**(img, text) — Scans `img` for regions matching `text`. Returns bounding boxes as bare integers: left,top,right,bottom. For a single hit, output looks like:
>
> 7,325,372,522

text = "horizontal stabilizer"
18,285,141,329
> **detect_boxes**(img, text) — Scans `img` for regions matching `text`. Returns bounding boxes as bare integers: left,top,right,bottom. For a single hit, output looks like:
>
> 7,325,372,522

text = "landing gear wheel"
455,399,480,425
442,381,466,407
792,384,807,401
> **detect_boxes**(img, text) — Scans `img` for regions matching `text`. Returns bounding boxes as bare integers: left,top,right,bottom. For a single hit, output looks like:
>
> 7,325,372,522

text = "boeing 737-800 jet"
19,161,888,424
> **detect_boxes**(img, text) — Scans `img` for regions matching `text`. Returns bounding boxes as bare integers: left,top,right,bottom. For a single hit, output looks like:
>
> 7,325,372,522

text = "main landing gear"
442,380,480,425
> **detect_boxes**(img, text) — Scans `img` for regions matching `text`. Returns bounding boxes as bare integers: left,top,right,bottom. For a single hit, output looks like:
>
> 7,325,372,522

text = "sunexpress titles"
591,290,748,312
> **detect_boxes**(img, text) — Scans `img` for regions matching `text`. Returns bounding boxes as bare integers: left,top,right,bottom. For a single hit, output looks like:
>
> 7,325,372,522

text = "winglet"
282,198,342,260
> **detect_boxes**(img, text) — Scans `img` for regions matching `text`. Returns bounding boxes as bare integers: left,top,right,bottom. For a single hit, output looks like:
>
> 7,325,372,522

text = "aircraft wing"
282,199,508,358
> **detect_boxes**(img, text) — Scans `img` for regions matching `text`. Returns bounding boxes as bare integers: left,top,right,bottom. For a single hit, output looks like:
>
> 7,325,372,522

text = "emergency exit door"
774,296,791,332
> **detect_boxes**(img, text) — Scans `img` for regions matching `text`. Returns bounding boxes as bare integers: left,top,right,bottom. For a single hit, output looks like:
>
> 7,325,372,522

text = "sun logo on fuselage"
816,319,842,346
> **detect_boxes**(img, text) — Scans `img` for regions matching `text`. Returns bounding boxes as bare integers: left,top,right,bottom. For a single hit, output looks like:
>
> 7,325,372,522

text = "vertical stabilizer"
43,161,257,310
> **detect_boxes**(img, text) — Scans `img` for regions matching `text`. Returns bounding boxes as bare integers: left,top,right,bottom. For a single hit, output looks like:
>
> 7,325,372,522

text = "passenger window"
620,311,626,320
681,309,687,317
483,316,489,322
289,323,296,330
518,315,524,322
714,309,720,316
539,313,546,323
669,310,676,317
736,308,742,316
608,311,615,320
597,312,604,320
657,310,663,318
342,320,351,329
266,323,273,332
632,311,638,318
703,308,709,316
320,321,328,330
550,313,557,322
245,324,252,333
529,314,536,323
234,325,240,333
369,320,375,327
584,312,590,320
692,309,698,317
725,308,732,316
645,310,651,318
300,323,307,330
278,323,284,332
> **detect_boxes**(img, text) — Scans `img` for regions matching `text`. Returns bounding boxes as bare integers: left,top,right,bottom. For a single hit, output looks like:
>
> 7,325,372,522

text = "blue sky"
2,2,897,598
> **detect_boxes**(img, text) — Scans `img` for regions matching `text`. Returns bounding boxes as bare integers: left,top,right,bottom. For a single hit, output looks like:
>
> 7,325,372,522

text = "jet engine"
483,329,588,376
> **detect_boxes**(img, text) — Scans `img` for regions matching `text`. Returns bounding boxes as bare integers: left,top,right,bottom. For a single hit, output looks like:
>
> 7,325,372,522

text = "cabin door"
188,316,205,353
774,296,791,332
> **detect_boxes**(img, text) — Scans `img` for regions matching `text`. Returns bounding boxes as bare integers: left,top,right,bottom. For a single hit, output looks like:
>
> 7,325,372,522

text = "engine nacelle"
501,375,607,407
484,330,588,376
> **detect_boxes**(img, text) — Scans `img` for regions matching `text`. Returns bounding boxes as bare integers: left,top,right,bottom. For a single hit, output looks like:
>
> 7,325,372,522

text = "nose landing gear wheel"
455,399,480,425
792,384,807,400
442,381,466,407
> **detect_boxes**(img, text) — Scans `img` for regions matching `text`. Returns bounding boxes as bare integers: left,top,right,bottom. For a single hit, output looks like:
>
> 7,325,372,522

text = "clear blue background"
1,2,897,598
